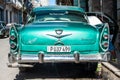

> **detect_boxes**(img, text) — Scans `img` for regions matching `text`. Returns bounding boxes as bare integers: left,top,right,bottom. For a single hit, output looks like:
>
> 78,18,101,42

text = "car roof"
32,6,85,13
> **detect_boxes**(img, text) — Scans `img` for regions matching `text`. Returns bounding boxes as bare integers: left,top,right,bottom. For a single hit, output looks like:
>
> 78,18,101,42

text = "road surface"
0,38,100,80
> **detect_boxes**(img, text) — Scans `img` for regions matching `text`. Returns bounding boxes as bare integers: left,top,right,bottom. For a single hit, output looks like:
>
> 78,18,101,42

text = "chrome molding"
46,29,72,45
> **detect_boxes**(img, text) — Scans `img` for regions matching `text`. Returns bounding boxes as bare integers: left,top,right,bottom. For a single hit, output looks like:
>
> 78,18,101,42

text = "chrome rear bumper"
17,52,110,63
8,52,110,67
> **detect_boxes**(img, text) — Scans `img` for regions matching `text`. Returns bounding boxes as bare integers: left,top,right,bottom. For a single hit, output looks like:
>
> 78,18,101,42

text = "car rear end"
8,6,110,68
9,22,110,64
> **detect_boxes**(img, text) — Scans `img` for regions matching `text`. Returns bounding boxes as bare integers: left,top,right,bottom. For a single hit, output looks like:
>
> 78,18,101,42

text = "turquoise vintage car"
8,6,110,71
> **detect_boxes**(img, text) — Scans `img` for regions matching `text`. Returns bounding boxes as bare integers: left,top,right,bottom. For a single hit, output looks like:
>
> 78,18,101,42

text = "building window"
0,9,2,21
80,0,88,11
6,10,8,23
10,11,12,23
0,9,4,21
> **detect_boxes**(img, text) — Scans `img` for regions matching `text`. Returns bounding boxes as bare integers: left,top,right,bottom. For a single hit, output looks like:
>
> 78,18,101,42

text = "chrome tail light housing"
100,23,109,52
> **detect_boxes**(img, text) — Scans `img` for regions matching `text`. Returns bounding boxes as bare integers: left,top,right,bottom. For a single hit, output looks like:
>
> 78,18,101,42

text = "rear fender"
96,23,109,52
9,24,19,53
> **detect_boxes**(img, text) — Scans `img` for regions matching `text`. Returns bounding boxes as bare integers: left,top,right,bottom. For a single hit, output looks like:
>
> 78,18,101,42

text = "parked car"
86,12,119,44
0,21,9,38
8,6,110,72
7,23,23,31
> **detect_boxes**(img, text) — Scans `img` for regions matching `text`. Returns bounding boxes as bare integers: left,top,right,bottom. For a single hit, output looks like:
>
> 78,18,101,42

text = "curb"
102,62,120,78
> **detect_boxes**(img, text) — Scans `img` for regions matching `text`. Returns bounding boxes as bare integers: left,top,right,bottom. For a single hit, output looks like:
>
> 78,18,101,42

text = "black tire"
85,62,98,72
6,33,9,37
0,34,5,38
19,67,27,72
2,33,5,38
18,63,33,72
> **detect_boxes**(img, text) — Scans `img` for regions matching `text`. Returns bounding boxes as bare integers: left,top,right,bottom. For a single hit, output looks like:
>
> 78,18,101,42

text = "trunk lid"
19,22,99,52
20,22,98,45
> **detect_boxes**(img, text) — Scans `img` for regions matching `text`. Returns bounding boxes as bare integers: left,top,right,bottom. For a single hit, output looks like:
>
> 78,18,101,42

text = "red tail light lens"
10,35,16,40
103,34,108,39
10,43,16,49
102,42,109,47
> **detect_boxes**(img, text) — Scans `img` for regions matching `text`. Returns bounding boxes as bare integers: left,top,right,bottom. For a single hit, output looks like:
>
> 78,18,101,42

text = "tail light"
10,35,16,40
10,42,17,49
103,33,108,39
100,23,109,51
9,26,18,52
102,42,109,48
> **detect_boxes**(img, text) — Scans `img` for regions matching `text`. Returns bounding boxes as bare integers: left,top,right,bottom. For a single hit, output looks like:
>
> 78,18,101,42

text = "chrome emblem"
46,29,72,45
55,29,63,35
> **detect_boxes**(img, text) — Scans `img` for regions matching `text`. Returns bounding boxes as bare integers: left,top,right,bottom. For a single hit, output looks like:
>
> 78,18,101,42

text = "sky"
49,0,56,5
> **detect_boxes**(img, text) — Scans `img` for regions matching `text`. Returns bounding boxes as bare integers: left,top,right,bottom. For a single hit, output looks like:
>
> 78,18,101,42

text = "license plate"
47,46,71,52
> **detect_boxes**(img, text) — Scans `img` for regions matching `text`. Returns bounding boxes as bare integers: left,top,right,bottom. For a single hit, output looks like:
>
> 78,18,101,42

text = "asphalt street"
0,38,99,80
0,38,19,80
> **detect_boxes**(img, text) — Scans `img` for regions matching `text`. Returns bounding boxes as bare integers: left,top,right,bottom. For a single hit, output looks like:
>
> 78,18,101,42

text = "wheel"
0,34,5,38
1,32,5,38
19,67,27,72
6,32,9,37
7,34,9,37
18,63,33,72
85,62,98,72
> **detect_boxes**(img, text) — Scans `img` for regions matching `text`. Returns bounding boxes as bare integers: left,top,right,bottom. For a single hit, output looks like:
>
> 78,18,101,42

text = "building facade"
56,0,119,27
30,0,49,8
117,0,120,26
88,0,117,22
5,0,22,24
0,0,5,21
1,0,118,25
88,0,120,27
56,0,73,6
0,0,22,24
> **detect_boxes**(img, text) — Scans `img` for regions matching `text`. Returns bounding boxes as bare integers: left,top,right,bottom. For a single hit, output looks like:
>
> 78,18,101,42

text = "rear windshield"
28,10,88,23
